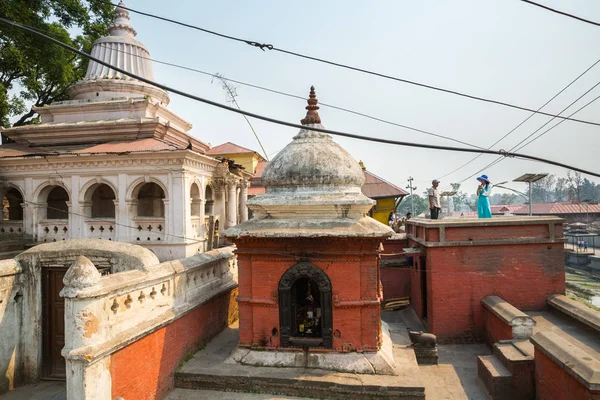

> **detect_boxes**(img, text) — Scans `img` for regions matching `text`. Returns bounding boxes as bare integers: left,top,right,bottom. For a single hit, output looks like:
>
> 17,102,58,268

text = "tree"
500,193,518,205
532,174,555,202
554,177,568,202
397,194,428,216
0,1,113,128
581,178,598,202
566,171,583,202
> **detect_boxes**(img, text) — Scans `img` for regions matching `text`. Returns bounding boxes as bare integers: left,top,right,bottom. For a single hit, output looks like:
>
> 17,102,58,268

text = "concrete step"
493,341,535,400
477,355,512,400
165,388,304,400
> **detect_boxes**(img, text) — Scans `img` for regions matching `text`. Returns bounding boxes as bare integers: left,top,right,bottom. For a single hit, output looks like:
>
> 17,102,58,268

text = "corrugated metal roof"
496,202,600,215
361,170,408,199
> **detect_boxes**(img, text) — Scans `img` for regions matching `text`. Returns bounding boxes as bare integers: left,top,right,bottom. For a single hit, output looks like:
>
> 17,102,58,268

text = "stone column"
226,180,238,228
169,170,186,244
66,201,74,239
79,201,92,238
115,174,128,242
239,181,249,223
214,180,226,221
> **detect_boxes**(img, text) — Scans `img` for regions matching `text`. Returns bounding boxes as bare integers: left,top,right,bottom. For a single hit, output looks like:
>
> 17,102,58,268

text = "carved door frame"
278,262,332,348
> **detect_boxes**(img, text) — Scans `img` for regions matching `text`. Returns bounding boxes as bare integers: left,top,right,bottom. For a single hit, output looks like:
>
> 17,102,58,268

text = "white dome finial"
108,1,137,37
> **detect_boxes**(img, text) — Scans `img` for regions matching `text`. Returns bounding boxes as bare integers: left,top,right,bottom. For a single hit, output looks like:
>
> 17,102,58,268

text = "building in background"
0,1,251,261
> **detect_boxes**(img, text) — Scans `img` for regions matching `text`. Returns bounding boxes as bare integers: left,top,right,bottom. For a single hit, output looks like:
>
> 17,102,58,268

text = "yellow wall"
370,197,397,225
218,153,261,174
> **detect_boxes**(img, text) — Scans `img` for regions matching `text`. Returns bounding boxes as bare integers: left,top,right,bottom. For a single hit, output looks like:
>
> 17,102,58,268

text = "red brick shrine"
226,87,393,353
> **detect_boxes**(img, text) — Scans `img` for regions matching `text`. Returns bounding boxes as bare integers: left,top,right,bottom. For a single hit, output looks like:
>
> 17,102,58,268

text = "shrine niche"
278,262,332,349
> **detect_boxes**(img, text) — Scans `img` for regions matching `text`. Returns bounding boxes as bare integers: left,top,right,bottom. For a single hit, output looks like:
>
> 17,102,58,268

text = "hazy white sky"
119,0,600,194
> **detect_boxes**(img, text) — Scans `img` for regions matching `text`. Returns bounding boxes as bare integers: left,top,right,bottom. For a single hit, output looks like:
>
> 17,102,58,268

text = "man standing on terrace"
428,179,442,219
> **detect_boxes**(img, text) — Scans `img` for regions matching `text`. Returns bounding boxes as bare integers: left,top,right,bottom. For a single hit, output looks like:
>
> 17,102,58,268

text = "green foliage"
0,0,114,128
397,194,428,216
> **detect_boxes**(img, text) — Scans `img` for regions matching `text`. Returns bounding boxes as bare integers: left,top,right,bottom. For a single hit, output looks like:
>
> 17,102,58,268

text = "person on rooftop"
476,174,493,219
428,179,442,219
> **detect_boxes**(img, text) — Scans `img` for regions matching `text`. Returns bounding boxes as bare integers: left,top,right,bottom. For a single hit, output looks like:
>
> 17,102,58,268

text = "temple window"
47,187,69,219
91,184,116,218
137,183,165,217
3,188,23,220
205,185,214,215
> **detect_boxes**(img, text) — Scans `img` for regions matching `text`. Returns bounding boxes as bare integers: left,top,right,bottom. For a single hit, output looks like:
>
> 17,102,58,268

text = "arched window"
137,183,165,217
191,183,201,217
91,184,116,218
205,185,214,215
47,187,69,219
3,188,23,220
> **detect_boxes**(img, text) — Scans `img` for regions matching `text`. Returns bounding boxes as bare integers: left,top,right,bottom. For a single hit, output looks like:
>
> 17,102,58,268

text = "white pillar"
116,174,128,242
240,181,249,222
170,170,186,243
226,180,237,228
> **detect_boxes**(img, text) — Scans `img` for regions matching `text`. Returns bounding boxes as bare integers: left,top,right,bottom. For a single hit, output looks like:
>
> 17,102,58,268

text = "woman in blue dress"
476,174,492,219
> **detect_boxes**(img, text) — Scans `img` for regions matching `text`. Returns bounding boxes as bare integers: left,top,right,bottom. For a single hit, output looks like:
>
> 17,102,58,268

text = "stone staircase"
477,340,535,400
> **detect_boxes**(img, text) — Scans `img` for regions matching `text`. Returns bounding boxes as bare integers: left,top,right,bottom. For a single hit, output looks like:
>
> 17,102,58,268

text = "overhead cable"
2,17,599,179
521,0,600,27
100,1,600,127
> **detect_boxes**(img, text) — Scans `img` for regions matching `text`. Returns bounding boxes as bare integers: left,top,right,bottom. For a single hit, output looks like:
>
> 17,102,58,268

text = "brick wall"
110,288,238,400
380,267,411,300
235,237,383,352
534,347,598,400
482,307,513,346
427,243,564,343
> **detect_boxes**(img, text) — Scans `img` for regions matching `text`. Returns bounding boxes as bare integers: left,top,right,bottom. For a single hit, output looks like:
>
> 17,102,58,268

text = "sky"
76,0,600,195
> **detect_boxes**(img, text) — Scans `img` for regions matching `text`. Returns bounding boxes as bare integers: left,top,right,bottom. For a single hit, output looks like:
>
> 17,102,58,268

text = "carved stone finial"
63,255,101,290
300,85,321,125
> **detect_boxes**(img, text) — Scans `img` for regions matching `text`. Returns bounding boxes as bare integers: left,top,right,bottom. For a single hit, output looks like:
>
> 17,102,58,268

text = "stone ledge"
547,294,600,334
406,216,565,228
482,296,536,340
531,331,600,391
409,236,567,248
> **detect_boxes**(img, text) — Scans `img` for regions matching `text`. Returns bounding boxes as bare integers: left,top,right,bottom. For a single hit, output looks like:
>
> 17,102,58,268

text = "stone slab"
177,319,425,399
547,294,600,334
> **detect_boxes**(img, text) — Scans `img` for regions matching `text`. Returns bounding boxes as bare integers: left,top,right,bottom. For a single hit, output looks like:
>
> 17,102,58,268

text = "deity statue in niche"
294,278,322,338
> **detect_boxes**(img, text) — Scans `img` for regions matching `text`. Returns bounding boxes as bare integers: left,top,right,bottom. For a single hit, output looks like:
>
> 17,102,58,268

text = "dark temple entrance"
278,262,333,348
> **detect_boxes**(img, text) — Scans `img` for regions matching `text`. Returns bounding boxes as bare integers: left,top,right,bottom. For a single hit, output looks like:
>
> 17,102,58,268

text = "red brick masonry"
406,217,566,343
534,348,599,400
110,288,238,400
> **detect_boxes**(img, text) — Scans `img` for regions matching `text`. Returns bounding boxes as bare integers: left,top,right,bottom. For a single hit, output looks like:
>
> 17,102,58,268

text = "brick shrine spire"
300,86,322,125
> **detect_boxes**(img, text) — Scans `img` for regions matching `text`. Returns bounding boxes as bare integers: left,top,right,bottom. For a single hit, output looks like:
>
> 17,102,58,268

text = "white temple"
0,1,251,261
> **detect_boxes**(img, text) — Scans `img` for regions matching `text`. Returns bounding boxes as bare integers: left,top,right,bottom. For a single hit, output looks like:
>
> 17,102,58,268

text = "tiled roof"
361,171,408,199
207,142,257,155
491,202,600,215
0,138,184,158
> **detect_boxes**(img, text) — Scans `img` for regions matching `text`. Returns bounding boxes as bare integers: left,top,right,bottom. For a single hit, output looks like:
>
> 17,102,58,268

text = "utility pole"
406,177,417,216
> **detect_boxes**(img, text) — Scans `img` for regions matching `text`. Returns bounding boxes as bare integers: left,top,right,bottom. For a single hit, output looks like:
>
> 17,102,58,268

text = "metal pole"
528,182,532,216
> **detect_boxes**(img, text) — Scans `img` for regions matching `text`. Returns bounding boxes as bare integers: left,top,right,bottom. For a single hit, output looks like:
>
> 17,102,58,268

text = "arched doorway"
204,185,214,215
37,185,70,242
278,262,333,348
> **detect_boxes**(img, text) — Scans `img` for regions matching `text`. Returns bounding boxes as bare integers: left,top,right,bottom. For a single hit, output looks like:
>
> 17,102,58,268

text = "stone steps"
174,372,425,400
492,341,535,400
477,355,512,400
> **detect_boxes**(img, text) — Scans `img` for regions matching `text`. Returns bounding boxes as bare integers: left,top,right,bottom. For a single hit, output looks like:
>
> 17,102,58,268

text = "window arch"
3,188,23,220
90,184,116,218
191,182,201,217
205,185,214,215
137,182,165,217
47,187,69,219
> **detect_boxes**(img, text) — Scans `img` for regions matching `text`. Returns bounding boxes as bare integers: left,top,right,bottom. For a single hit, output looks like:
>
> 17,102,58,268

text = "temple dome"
68,1,170,104
262,87,365,190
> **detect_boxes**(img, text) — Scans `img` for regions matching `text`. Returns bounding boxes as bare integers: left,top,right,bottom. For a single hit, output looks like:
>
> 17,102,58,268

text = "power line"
2,17,600,179
521,0,600,27
9,22,485,150
101,1,600,127
438,58,600,184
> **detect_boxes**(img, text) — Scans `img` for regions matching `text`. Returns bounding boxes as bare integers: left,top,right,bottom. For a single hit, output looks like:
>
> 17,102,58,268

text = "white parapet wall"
60,245,238,400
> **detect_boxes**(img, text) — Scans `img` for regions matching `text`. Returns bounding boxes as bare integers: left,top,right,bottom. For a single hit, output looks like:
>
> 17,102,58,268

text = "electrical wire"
435,58,600,182
521,0,600,27
100,1,600,127
1,17,600,179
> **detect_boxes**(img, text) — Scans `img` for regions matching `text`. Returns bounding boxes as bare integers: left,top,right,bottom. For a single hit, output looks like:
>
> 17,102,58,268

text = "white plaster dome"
68,1,170,105
262,87,364,190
